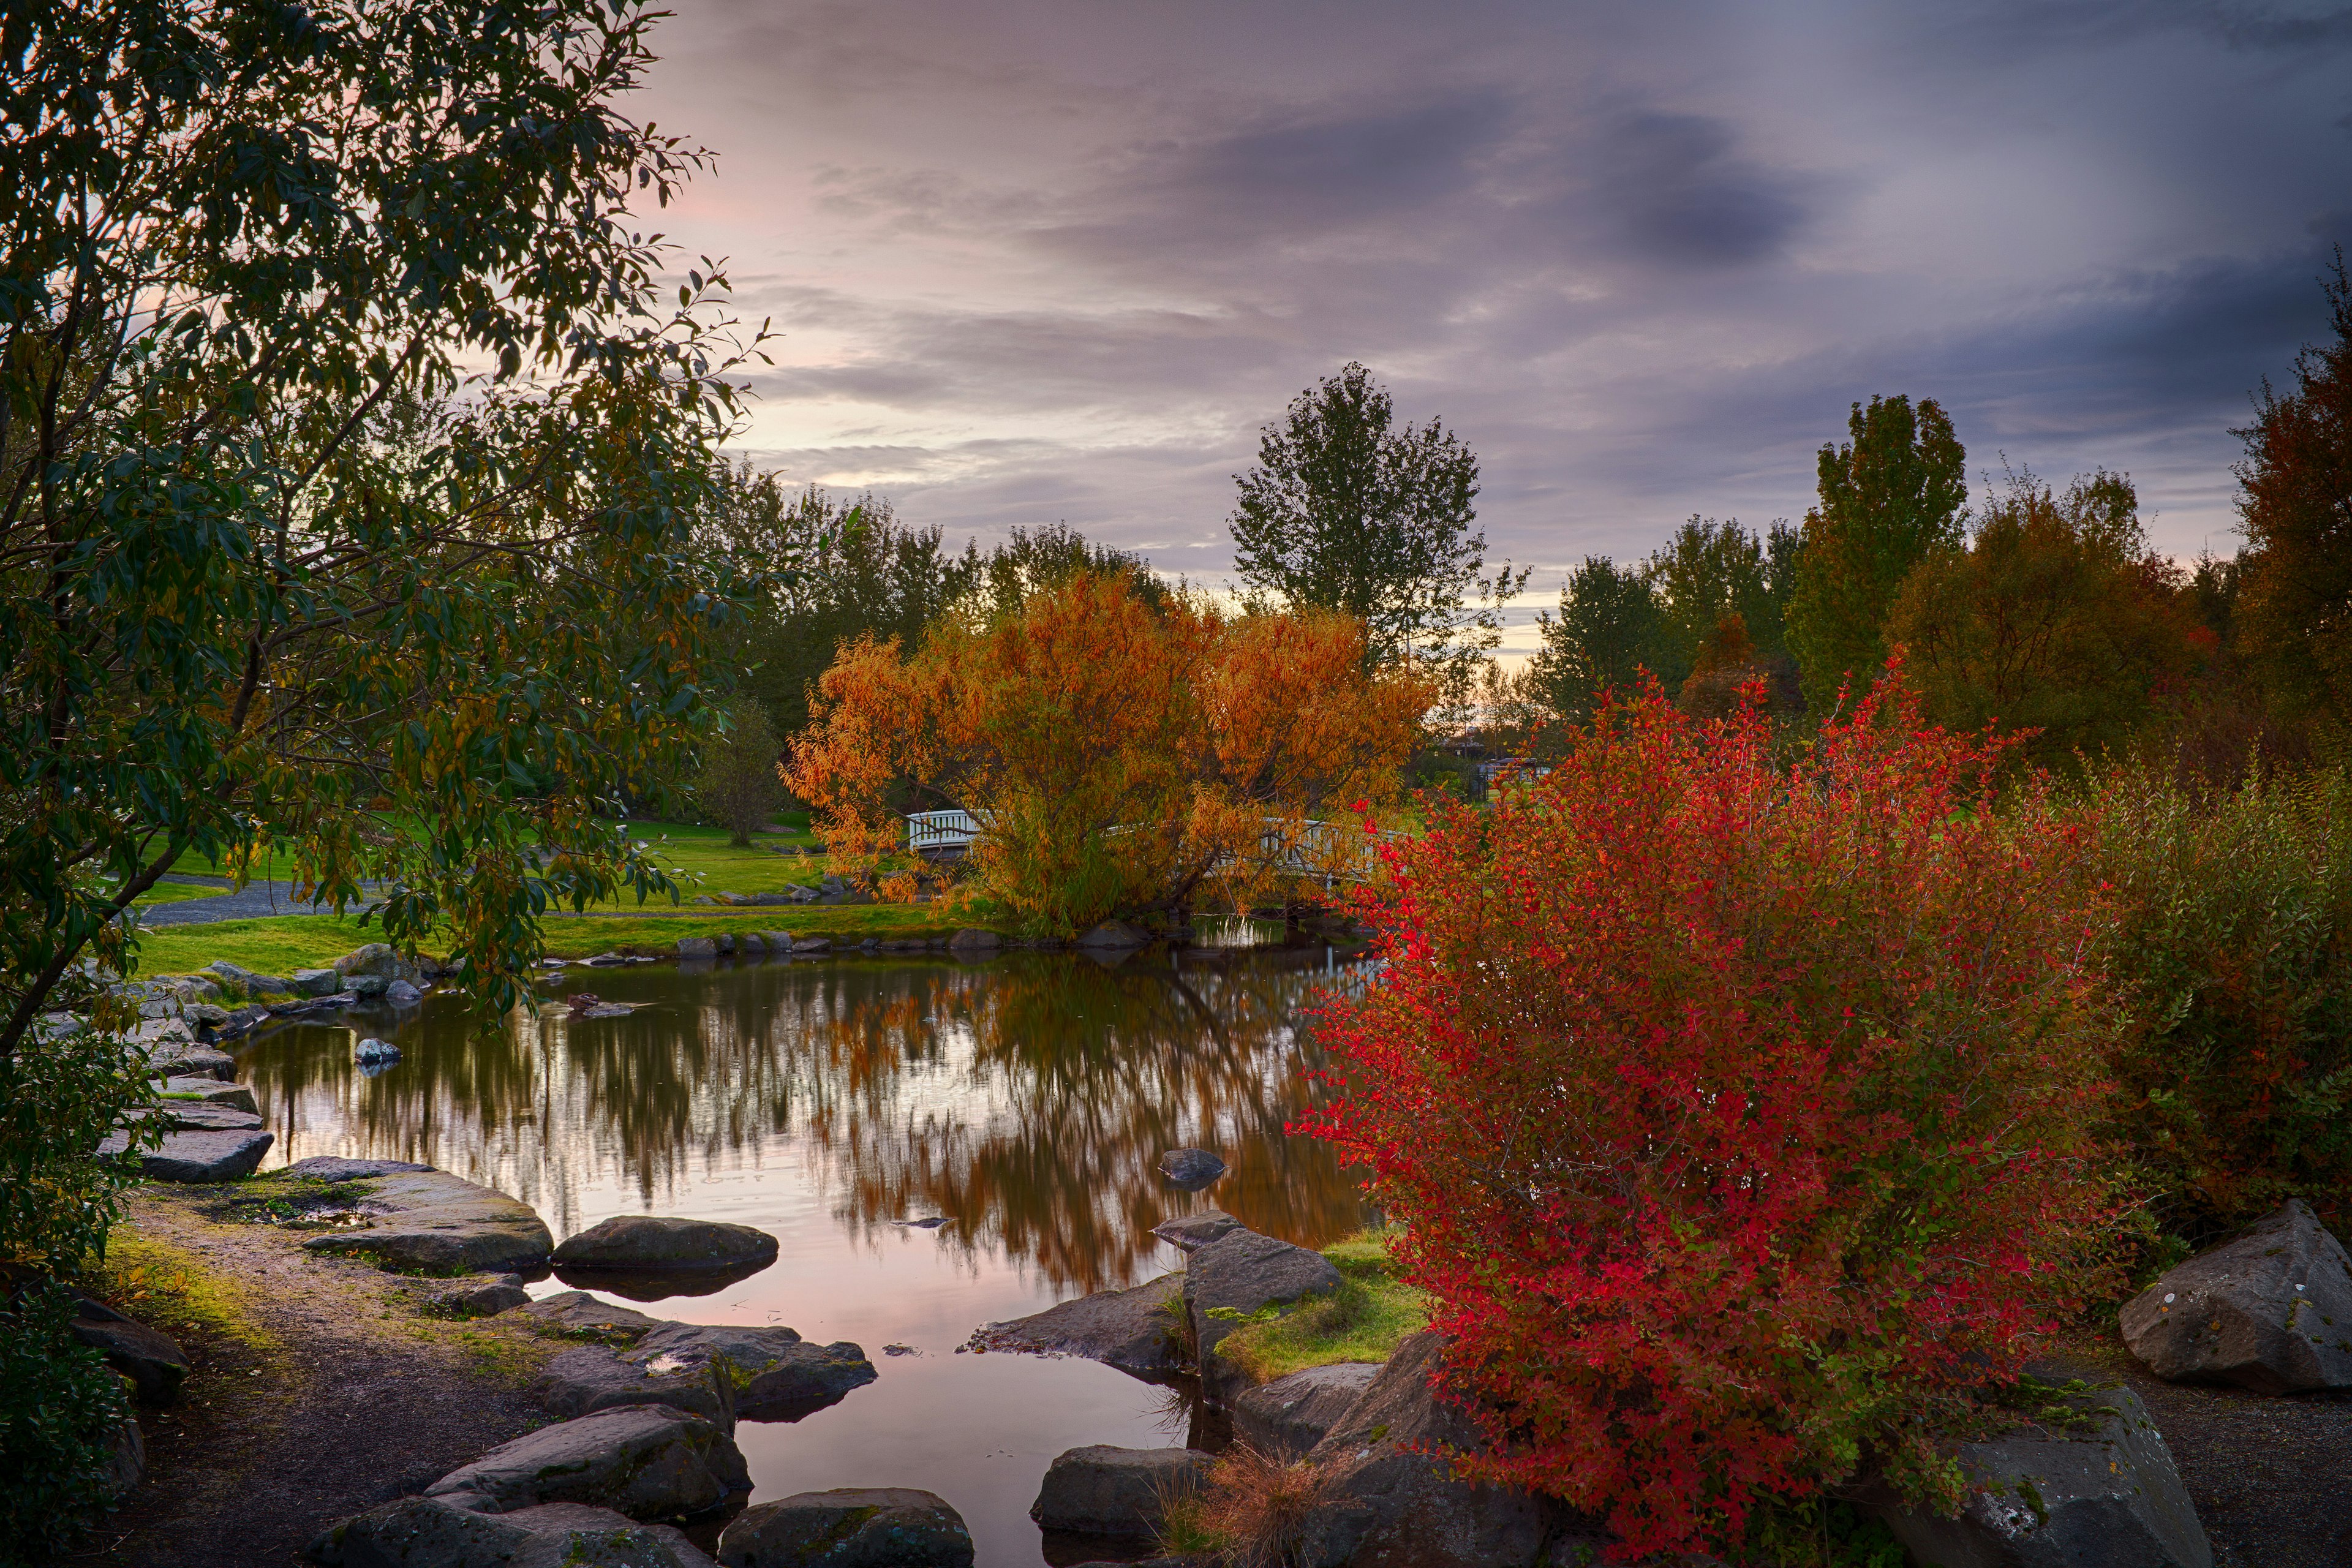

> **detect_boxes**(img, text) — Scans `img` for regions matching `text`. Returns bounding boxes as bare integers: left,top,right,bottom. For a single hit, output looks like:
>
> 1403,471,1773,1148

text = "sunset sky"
632,1,2352,654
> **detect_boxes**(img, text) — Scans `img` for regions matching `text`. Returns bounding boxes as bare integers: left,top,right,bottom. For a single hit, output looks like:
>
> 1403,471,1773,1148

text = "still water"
233,943,1376,1566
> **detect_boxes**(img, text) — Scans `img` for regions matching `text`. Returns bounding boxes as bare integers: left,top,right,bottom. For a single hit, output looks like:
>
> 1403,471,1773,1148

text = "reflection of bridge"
905,810,1401,884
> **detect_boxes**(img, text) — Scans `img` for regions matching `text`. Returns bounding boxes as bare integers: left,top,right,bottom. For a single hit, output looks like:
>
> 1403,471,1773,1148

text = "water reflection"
239,946,1373,1294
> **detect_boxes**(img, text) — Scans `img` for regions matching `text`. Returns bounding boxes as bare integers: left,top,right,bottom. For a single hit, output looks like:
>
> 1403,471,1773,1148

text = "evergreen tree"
1785,395,1969,712
1528,558,1673,722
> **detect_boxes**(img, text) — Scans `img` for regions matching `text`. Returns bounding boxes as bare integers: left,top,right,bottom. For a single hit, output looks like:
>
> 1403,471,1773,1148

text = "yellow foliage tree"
785,571,1430,935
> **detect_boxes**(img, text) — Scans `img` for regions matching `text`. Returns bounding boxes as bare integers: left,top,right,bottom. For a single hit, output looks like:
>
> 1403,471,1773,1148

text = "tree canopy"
1785,394,1968,712
1230,362,1523,699
1,0,758,1052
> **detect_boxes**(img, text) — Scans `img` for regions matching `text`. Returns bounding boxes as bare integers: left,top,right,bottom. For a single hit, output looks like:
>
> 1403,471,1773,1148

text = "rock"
310,1494,718,1567
300,1169,552,1274
965,1272,1187,1377
385,980,424,1007
581,952,628,968
289,968,344,997
145,1100,263,1133
355,1038,402,1064
757,933,796,955
428,1278,532,1318
104,1401,144,1501
529,1343,737,1428
1860,1373,2212,1568
424,1404,749,1520
69,1314,189,1404
158,1077,257,1111
626,1324,876,1417
336,944,422,984
1030,1446,1211,1538
349,974,393,1000
717,1487,973,1567
97,1127,274,1183
2120,1199,2352,1394
946,929,1000,952
791,937,831,954
1232,1362,1382,1460
151,1045,238,1081
281,1156,432,1181
1152,1211,1242,1252
1296,1332,1553,1568
552,1215,780,1274
736,933,766,954
516,1292,664,1344
1185,1228,1343,1399
208,960,293,994
1158,1148,1227,1188
1076,921,1151,949
677,937,717,958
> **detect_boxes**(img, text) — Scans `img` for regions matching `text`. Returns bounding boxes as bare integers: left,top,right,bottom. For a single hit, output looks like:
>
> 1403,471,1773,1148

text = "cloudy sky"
633,1,2351,655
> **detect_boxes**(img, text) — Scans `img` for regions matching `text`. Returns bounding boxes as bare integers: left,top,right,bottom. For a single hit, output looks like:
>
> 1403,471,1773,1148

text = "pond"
232,940,1377,1566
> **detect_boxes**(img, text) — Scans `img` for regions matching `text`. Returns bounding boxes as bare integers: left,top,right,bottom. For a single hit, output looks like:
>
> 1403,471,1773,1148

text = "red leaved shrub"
1300,672,2122,1558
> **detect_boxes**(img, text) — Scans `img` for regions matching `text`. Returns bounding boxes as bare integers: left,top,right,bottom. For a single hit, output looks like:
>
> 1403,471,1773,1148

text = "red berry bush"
1302,675,2122,1557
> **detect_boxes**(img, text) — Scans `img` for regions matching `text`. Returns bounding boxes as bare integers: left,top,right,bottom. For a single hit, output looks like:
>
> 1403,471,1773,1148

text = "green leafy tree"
0,0,756,1342
1887,469,2196,773
1527,557,1674,722
2236,249,2352,742
962,521,1168,625
1231,362,1525,698
694,702,785,846
1785,395,1969,711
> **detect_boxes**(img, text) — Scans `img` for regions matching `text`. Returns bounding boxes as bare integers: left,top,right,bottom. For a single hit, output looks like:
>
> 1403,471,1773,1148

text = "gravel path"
138,876,388,926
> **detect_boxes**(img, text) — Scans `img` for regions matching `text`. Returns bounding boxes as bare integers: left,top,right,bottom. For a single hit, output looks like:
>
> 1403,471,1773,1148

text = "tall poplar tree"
1785,395,1969,712
1230,363,1524,699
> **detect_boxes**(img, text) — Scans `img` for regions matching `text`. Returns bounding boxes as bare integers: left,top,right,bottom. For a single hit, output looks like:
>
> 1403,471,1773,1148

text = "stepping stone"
424,1404,748,1520
633,1324,876,1418
530,1342,736,1428
965,1273,1187,1378
717,1488,972,1567
517,1290,663,1344
148,1046,237,1081
551,1215,778,1273
157,1077,257,1112
144,1101,263,1133
1152,1210,1242,1252
299,1168,552,1273
309,1495,717,1568
97,1128,273,1183
280,1156,431,1182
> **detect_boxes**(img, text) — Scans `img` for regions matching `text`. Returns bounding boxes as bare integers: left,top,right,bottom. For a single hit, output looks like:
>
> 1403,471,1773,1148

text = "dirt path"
78,1185,559,1568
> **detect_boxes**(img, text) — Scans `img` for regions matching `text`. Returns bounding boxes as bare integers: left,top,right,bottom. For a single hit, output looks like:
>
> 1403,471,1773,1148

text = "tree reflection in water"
236,945,1376,1294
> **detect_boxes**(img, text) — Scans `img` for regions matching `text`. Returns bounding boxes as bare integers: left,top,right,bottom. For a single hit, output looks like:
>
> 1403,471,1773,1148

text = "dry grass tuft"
1155,1442,1333,1568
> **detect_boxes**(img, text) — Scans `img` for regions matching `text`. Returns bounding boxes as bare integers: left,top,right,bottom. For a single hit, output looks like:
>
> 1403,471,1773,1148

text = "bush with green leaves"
0,1283,133,1566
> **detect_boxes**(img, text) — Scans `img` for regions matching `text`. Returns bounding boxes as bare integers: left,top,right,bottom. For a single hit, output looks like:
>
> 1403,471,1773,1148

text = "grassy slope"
1213,1228,1431,1385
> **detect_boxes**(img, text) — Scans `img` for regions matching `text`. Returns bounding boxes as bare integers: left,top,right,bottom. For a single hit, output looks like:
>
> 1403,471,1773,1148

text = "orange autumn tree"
785,570,1429,935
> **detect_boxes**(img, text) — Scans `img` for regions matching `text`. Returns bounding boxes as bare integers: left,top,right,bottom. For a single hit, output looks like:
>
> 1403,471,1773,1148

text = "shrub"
0,1020,153,1275
2090,763,2352,1241
1302,671,2122,1558
0,1283,133,1565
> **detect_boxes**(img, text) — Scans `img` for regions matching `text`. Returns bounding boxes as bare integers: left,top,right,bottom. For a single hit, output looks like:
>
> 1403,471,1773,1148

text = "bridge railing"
906,809,981,851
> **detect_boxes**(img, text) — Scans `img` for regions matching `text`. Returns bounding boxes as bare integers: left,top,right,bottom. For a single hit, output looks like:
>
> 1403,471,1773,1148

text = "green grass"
127,903,990,978
1212,1227,1430,1385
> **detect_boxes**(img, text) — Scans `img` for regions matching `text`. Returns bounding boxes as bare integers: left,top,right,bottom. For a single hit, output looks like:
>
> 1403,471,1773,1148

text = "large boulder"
1231,1362,1381,1460
630,1323,875,1417
96,1127,274,1183
336,944,423,984
963,1272,1187,1378
309,1495,717,1567
516,1291,662,1345
424,1404,748,1520
288,968,344,998
945,929,1000,954
1295,1332,1555,1568
1184,1228,1342,1400
2120,1199,2352,1394
716,1488,974,1567
1075,921,1151,949
529,1344,736,1428
1030,1446,1211,1539
552,1215,779,1275
1860,1374,2212,1568
300,1169,552,1274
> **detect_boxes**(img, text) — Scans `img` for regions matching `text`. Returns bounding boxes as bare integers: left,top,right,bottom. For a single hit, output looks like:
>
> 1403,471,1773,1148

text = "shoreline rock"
297,1168,552,1275
717,1488,973,1568
964,1272,1187,1378
551,1214,779,1275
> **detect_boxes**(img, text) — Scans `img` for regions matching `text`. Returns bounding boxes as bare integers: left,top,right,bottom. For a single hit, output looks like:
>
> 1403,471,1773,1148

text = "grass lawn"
1210,1228,1430,1385
129,903,980,978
